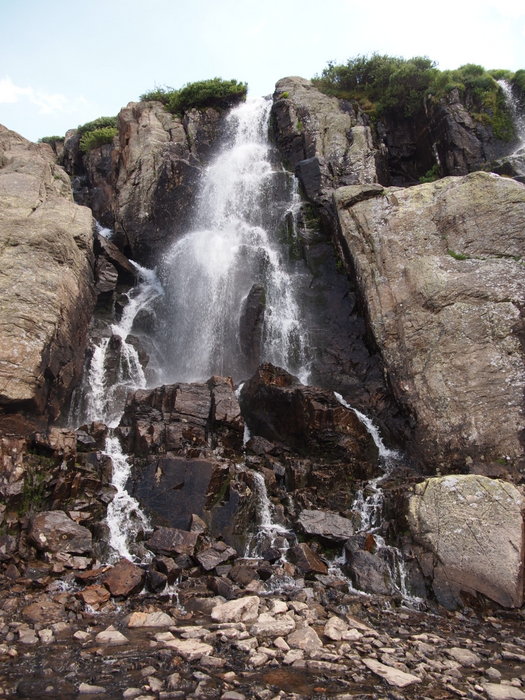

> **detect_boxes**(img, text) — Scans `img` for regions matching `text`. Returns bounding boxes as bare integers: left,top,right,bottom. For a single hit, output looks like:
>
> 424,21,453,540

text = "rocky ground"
1,559,524,700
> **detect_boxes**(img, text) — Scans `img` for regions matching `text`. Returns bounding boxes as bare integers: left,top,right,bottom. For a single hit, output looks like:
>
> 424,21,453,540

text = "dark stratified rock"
345,548,395,596
196,541,237,571
118,378,244,457
29,511,92,554
146,527,199,557
103,559,146,598
289,543,328,575
239,364,377,465
239,284,266,373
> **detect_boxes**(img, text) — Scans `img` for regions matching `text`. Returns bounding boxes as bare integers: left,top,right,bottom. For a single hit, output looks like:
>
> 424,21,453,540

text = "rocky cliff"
63,101,226,263
333,172,525,478
0,125,95,424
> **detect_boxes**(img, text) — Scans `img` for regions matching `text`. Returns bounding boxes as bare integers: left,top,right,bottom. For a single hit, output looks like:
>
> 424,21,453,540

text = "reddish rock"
103,559,146,598
77,584,111,607
29,511,92,554
23,596,66,623
239,364,377,466
289,543,328,575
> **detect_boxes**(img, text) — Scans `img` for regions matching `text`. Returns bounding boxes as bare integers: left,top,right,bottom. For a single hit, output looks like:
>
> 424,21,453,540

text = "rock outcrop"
0,125,95,423
272,77,384,206
334,172,525,477
63,101,226,263
408,474,525,608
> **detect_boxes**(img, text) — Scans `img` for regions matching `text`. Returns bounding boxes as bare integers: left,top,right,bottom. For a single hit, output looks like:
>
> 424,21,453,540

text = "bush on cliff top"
313,54,519,139
79,126,118,153
140,78,247,115
77,116,117,136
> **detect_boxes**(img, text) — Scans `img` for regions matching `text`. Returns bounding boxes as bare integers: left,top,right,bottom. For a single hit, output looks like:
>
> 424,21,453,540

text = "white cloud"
0,76,87,115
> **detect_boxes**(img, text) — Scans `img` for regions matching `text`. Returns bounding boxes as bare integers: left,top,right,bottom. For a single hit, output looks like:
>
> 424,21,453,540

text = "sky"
1,0,525,142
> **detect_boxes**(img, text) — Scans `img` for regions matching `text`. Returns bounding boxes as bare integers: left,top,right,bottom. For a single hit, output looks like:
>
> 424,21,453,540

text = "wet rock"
345,549,394,596
77,584,111,607
408,475,525,607
446,647,482,667
362,658,421,688
196,543,237,571
483,685,525,700
239,364,377,468
29,511,92,554
287,625,322,652
95,626,128,645
146,527,199,557
146,568,167,592
103,559,146,598
163,638,214,661
239,284,266,373
289,543,328,575
297,509,354,541
79,682,107,694
250,612,296,637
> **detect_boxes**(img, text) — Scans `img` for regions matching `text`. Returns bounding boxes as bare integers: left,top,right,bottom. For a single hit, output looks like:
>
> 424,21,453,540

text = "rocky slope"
0,125,95,424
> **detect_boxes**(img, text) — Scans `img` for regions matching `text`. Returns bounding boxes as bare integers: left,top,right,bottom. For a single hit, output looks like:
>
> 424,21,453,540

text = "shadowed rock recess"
0,71,524,699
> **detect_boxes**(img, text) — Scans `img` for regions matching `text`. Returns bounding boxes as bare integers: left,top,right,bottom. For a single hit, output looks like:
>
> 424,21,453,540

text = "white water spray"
104,435,151,562
159,97,309,384
245,471,291,560
498,80,525,175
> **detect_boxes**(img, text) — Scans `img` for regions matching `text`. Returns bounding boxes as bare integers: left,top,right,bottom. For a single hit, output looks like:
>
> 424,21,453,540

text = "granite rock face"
408,474,525,608
0,125,95,422
334,172,525,477
272,77,384,205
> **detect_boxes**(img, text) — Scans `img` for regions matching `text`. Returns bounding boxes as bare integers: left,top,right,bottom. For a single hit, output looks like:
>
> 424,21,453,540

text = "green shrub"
139,78,247,115
39,135,64,144
170,78,247,114
77,116,117,136
139,85,175,105
419,164,440,183
79,126,118,152
447,249,470,260
313,54,520,140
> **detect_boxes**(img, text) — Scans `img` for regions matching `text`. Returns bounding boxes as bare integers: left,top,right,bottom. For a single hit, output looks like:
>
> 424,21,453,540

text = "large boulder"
0,125,95,421
334,173,525,477
29,510,92,554
408,474,525,608
272,77,384,204
239,364,377,466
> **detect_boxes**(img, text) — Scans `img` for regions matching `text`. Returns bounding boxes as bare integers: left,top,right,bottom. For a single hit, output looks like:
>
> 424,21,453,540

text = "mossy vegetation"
419,164,441,183
313,54,520,140
140,78,248,116
447,249,470,261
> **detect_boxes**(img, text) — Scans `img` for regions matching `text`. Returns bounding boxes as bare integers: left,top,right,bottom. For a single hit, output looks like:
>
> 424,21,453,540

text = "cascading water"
498,80,525,175
70,261,163,561
158,97,309,384
245,471,292,560
333,393,420,604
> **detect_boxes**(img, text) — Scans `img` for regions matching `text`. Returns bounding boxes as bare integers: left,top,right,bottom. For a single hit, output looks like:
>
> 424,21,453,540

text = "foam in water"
245,471,291,560
104,435,151,562
158,97,309,384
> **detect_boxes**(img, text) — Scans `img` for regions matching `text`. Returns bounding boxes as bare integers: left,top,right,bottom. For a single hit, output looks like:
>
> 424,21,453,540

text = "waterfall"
245,471,291,560
71,262,163,428
333,392,421,604
104,435,151,563
158,97,309,384
498,80,525,175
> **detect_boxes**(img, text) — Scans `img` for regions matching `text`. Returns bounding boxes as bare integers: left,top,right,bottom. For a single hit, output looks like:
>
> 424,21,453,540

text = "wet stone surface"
0,569,524,699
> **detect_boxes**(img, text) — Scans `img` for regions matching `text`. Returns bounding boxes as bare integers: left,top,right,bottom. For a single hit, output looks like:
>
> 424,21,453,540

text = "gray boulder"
334,172,525,476
408,474,525,608
297,509,353,541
